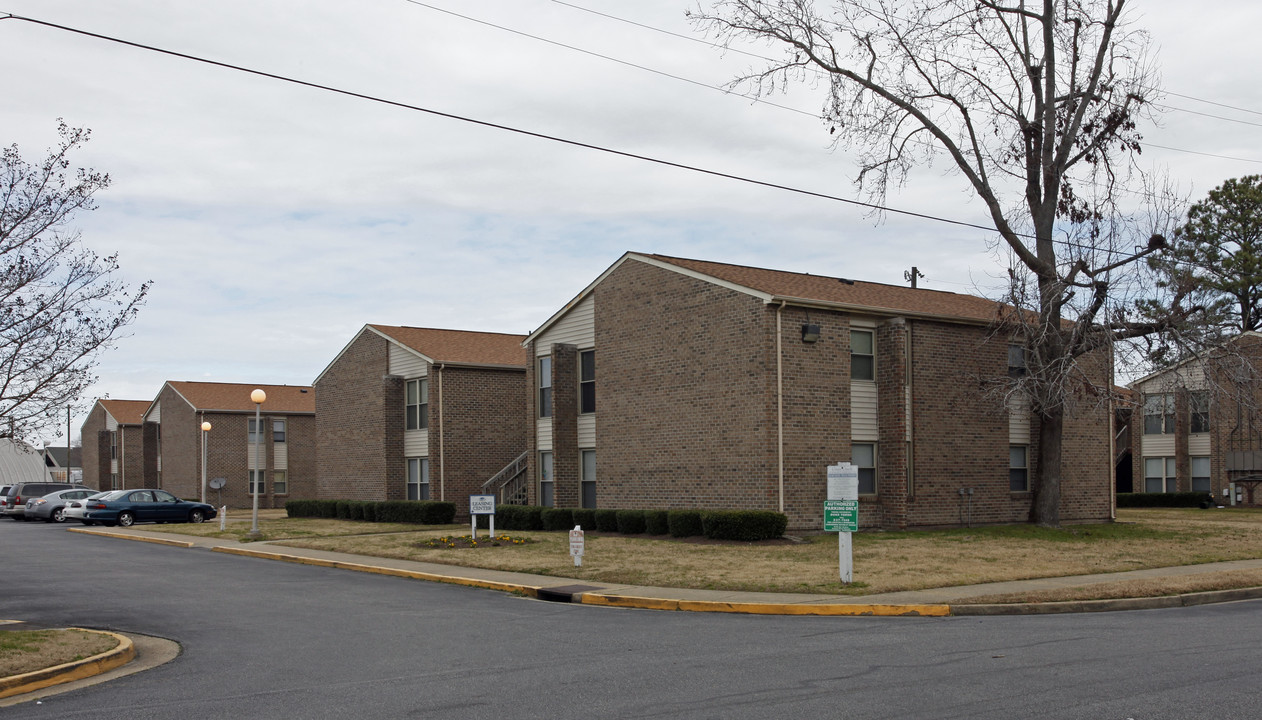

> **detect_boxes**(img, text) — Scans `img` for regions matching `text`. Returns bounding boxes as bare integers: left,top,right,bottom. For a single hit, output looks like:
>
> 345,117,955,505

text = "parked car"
82,489,217,527
24,488,99,523
1,482,90,520
65,491,117,525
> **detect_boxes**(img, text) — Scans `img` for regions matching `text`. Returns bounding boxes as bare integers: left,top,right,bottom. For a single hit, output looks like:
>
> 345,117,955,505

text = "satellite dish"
209,477,227,490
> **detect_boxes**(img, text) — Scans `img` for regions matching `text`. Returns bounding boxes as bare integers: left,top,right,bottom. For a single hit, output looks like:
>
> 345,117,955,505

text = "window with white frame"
539,451,554,507
1190,391,1210,434
1191,456,1211,493
407,458,430,500
1009,446,1029,492
110,473,118,490
1144,457,1177,493
538,357,553,418
248,418,264,444
272,419,286,443
1008,345,1027,377
851,330,874,381
249,469,266,495
273,470,288,495
853,443,876,495
1143,394,1175,435
581,449,596,508
579,350,595,414
110,431,117,460
406,379,428,431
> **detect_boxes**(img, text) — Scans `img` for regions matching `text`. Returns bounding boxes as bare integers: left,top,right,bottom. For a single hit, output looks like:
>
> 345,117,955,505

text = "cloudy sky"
2,0,1259,444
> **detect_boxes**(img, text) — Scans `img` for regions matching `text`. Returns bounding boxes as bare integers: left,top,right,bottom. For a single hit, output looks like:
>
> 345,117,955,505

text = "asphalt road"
3,519,1260,719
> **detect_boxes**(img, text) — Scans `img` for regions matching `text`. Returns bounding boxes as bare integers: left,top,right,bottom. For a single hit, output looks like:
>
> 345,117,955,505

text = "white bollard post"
220,505,227,531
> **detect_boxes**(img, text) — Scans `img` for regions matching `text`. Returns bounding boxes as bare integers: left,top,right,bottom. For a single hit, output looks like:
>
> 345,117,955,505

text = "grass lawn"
223,507,1262,596
147,508,450,543
0,629,117,680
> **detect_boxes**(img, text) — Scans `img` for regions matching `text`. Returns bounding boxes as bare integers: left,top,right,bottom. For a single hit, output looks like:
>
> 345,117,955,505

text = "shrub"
285,499,317,518
319,500,340,519
348,501,365,521
498,504,544,531
594,509,620,532
615,509,646,534
542,507,575,531
375,500,456,525
1117,492,1214,508
701,510,788,541
667,510,703,538
643,510,669,535
572,508,597,531
362,502,377,523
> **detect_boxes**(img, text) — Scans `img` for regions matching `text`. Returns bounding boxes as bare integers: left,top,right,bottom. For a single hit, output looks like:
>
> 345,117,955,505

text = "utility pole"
904,267,925,288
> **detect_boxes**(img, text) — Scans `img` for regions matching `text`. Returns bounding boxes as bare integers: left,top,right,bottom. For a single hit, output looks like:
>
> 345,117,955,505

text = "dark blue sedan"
83,489,217,527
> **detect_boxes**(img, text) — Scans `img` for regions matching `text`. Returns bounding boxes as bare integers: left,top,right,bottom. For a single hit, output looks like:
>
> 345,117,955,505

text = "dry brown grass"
149,515,445,543
259,508,1262,595
0,630,117,678
960,568,1262,604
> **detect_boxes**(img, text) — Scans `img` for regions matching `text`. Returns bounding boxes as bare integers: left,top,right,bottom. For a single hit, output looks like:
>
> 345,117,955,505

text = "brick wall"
156,384,200,499
79,405,106,489
430,365,526,516
120,425,145,489
551,344,580,508
142,421,159,487
315,330,395,501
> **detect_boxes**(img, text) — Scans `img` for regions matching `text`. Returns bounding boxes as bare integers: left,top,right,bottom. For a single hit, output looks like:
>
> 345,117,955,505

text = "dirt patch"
0,629,117,678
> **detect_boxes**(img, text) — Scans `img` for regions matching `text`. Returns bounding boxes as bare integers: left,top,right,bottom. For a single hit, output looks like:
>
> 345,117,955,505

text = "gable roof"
1128,331,1262,389
99,399,152,426
165,381,315,414
526,252,1005,344
368,325,527,367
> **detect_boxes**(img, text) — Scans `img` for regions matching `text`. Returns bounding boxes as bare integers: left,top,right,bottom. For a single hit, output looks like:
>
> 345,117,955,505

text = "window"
1009,446,1029,492
1144,457,1177,493
248,418,263,444
249,470,266,496
1190,391,1210,434
273,470,288,495
539,451,554,507
406,379,428,431
110,473,118,490
1191,456,1211,493
579,350,596,414
110,431,117,460
581,449,596,508
1143,394,1175,435
407,458,429,500
538,357,553,418
272,419,286,443
1008,345,1027,377
154,490,178,503
850,330,874,381
853,443,876,495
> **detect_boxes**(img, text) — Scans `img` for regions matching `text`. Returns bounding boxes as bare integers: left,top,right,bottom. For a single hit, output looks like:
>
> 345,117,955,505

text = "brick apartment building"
141,381,316,508
314,325,526,516
1129,332,1262,505
80,399,152,490
509,252,1113,530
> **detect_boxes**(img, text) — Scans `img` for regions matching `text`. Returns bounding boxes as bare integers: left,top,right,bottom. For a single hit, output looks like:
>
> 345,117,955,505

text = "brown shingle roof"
167,381,315,414
369,325,527,367
99,399,152,426
648,254,1005,324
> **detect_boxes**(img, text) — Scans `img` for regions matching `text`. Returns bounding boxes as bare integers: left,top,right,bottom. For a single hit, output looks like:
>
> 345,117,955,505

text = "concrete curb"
67,527,196,548
0,630,135,699
212,546,543,598
581,594,951,616
950,585,1262,615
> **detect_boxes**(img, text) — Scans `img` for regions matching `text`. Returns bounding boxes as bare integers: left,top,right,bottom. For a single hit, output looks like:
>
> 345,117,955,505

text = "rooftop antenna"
904,267,925,288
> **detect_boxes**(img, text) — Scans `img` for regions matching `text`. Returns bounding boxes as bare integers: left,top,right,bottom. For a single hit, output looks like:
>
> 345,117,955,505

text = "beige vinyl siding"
146,401,160,424
577,414,596,448
536,418,553,452
535,294,595,354
1009,393,1031,445
404,430,428,457
105,413,119,432
851,382,878,442
1189,434,1211,456
1143,434,1177,457
248,444,264,470
388,343,428,378
274,441,287,471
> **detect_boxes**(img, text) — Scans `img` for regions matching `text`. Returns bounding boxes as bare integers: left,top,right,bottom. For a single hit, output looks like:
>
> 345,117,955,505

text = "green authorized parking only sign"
823,499,859,533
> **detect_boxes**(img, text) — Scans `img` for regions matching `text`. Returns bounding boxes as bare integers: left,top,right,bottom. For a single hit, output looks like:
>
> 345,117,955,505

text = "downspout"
776,301,785,513
438,363,446,501
119,426,125,490
1108,342,1117,521
906,321,915,503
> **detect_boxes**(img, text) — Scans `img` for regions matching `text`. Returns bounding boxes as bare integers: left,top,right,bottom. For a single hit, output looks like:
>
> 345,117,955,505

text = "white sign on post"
826,463,859,583
569,526,585,567
469,495,496,539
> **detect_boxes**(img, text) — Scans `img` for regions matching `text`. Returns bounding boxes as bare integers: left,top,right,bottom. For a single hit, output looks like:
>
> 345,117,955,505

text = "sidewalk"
66,526,1262,616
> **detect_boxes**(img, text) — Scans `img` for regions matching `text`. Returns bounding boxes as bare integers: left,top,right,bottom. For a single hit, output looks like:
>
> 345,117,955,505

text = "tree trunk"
1032,406,1063,526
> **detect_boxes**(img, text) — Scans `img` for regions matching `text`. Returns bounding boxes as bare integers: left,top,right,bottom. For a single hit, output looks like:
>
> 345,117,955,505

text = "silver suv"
1,482,91,520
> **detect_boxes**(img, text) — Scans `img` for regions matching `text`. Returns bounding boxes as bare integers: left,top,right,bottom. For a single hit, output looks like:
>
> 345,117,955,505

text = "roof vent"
838,278,854,285
300,389,308,393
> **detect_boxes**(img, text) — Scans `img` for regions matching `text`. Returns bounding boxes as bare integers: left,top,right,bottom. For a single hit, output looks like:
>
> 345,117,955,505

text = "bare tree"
1,121,149,443
691,0,1197,525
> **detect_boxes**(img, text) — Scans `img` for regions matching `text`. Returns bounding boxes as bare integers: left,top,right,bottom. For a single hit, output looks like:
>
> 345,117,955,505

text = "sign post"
825,463,860,583
469,495,496,539
569,525,585,567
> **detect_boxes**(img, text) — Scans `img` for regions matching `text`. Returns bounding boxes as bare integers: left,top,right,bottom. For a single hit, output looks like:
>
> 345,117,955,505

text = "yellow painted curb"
212,546,541,598
0,630,135,699
66,528,196,548
580,593,951,617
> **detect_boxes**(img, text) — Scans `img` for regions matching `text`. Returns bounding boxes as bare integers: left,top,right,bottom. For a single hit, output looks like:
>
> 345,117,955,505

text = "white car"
64,491,119,525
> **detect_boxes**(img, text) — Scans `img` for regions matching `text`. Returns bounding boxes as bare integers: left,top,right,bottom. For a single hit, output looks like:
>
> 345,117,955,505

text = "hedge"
497,505,545,531
1117,492,1215,508
285,499,455,525
615,509,646,534
541,507,575,531
572,508,597,531
594,509,620,532
644,510,669,535
667,510,703,538
700,509,788,541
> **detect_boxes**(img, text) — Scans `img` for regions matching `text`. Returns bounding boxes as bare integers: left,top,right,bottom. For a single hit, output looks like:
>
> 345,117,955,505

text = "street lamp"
200,421,212,504
249,388,266,538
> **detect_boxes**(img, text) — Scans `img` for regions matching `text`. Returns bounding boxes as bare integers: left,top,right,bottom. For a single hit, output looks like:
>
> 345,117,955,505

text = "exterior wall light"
801,324,821,343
